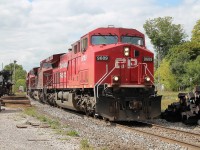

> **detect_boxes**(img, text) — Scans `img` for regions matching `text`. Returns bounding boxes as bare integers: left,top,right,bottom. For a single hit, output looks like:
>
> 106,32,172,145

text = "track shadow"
113,121,152,128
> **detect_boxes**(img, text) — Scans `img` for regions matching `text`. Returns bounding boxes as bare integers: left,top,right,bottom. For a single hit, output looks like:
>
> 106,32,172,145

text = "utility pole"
13,60,17,94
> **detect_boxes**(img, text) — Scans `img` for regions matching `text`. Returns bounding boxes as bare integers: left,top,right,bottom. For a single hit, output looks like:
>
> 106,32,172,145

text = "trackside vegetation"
144,17,200,91
23,107,79,137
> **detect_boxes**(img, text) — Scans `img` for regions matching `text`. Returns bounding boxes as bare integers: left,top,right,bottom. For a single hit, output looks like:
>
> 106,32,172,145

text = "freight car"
27,27,162,121
162,86,200,124
0,70,13,97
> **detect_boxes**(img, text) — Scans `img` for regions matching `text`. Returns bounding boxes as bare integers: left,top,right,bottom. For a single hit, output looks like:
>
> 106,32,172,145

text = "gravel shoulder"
0,106,79,150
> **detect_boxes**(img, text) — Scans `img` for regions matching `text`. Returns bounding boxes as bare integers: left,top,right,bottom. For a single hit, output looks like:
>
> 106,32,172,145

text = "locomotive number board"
143,57,153,62
96,56,109,61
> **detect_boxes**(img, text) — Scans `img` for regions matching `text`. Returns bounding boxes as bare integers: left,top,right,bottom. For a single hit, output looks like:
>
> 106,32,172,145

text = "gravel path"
0,106,79,150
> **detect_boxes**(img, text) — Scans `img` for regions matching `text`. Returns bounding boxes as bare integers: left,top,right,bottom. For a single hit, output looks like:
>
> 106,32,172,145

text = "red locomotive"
27,27,162,121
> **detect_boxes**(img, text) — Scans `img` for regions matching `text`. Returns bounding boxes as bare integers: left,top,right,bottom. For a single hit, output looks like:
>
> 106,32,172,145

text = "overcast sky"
0,0,199,71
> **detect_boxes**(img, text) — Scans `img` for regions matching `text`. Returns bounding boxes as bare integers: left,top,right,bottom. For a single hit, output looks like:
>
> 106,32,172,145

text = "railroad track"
115,122,200,150
80,117,200,149
146,122,200,137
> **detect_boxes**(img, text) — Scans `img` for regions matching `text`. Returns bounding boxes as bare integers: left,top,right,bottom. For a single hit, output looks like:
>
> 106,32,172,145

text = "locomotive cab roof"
77,27,146,48
88,27,144,38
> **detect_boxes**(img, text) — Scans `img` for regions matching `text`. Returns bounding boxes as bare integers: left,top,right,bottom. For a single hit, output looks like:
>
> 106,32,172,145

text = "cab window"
73,44,78,54
81,38,88,52
91,35,118,45
121,36,144,46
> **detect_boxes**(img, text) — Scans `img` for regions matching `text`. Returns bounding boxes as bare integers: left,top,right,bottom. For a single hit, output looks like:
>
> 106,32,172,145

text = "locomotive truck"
27,27,162,121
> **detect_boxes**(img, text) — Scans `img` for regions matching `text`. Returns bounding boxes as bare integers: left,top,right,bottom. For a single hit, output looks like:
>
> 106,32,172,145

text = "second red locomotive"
27,27,162,121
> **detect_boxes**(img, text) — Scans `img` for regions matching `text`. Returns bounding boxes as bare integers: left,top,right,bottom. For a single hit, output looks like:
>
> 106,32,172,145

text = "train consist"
0,70,13,97
27,27,162,121
162,86,200,124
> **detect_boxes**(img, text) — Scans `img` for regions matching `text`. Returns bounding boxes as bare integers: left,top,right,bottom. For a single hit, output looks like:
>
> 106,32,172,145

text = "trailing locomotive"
27,27,162,121
0,70,13,97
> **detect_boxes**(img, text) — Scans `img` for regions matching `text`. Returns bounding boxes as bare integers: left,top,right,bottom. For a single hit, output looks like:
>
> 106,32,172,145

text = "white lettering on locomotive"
143,57,153,62
115,58,126,68
60,72,66,78
96,56,109,61
60,62,68,68
60,72,63,78
81,55,87,62
127,58,137,68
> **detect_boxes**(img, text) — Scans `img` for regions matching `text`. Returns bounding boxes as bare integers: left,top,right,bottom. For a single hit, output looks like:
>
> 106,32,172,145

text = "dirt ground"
0,105,80,150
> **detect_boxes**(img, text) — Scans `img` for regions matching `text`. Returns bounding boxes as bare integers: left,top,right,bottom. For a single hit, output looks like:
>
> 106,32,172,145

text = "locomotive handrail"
96,66,116,98
44,74,52,88
44,76,53,88
139,63,154,84
94,64,108,101
95,64,108,86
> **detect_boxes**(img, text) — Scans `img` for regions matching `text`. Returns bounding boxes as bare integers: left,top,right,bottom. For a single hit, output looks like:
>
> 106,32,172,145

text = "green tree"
143,16,186,67
4,63,27,93
168,41,200,61
184,56,200,87
15,79,26,92
192,19,200,42
167,41,200,89
155,18,200,90
155,59,177,91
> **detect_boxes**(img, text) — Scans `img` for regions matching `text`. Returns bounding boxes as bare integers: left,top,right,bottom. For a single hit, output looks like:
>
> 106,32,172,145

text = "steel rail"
116,123,200,150
145,122,200,137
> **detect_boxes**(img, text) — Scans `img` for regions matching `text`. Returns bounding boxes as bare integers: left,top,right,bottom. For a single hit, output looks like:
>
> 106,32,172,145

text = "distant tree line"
144,17,200,91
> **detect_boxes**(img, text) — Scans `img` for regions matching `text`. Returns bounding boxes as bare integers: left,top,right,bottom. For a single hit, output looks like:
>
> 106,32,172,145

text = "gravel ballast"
32,100,199,150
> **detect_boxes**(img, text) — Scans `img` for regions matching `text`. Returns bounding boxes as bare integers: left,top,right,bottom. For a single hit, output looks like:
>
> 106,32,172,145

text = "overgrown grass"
158,91,180,111
80,139,94,150
23,107,37,117
66,130,79,137
23,107,79,136
24,107,60,128
55,129,79,137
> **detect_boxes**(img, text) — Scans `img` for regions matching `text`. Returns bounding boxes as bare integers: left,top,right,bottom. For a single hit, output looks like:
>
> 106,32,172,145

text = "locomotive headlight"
124,47,130,56
145,76,150,82
113,76,119,82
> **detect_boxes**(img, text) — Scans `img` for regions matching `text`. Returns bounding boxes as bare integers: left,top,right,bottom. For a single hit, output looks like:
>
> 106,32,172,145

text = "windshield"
91,35,118,45
121,36,144,46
